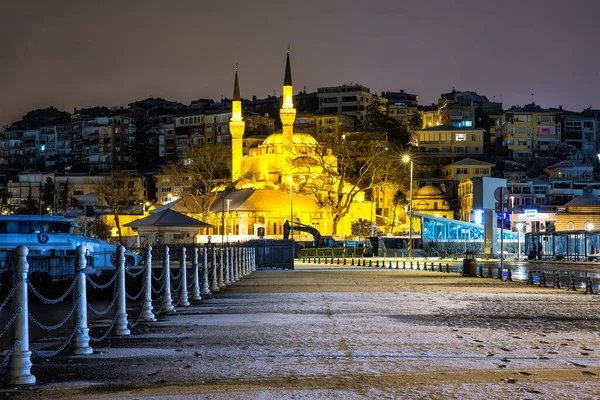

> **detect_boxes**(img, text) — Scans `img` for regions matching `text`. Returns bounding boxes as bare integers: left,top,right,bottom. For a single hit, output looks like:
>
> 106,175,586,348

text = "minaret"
280,47,296,145
229,65,245,182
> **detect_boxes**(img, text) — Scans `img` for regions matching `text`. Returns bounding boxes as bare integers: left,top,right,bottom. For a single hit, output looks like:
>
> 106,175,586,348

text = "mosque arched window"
567,222,574,231
433,202,438,210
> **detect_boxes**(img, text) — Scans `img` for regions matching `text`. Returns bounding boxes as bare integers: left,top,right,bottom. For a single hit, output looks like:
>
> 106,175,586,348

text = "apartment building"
561,114,598,163
496,104,562,158
294,113,354,135
416,125,485,155
381,90,419,124
317,84,378,123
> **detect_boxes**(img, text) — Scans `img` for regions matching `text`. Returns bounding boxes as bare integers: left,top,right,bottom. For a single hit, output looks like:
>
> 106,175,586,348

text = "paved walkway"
1,268,599,399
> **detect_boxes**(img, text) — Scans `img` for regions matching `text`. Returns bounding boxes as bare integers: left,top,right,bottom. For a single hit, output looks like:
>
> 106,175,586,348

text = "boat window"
0,220,73,234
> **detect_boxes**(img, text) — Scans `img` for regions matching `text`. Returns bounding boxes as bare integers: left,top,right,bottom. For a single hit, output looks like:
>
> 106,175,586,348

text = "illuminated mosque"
207,50,371,239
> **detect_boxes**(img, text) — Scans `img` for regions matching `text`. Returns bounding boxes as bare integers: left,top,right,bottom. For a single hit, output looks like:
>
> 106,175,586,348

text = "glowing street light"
516,222,524,260
402,155,413,258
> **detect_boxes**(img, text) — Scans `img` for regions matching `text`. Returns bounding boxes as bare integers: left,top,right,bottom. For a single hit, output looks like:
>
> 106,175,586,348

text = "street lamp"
226,199,232,242
516,222,524,260
402,155,413,258
141,201,150,214
287,176,293,239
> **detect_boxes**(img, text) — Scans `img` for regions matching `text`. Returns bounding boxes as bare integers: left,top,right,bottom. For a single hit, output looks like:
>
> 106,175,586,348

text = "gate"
249,239,294,270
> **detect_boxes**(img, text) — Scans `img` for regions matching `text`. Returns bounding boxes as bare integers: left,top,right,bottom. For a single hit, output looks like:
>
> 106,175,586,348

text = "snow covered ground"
2,268,599,399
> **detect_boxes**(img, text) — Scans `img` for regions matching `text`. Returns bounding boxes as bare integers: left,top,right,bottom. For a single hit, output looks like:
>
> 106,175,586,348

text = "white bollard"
239,246,245,277
218,247,226,289
5,245,36,385
72,245,93,355
224,246,231,286
178,247,190,306
244,247,249,275
210,245,219,293
230,247,236,282
115,245,130,336
191,247,202,301
237,246,243,278
232,246,239,282
251,247,256,271
201,246,211,296
160,246,175,313
140,245,156,321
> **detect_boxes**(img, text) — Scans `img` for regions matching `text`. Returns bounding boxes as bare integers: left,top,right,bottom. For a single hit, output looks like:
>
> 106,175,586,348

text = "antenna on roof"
531,93,534,104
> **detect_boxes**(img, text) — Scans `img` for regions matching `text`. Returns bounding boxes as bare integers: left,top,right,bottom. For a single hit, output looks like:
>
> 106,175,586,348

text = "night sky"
1,0,599,127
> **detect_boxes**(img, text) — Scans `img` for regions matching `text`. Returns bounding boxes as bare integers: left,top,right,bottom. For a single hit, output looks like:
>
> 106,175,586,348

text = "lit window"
455,134,466,141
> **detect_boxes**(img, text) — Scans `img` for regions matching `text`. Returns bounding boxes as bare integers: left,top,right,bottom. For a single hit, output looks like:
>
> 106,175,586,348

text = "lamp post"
141,201,150,214
402,155,414,258
226,199,231,243
516,222,524,260
287,176,294,239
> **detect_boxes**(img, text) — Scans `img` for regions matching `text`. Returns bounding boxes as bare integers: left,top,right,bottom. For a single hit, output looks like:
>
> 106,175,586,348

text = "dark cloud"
1,0,599,126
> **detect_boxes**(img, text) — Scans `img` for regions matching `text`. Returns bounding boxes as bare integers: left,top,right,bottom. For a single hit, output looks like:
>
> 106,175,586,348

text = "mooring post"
211,244,219,293
72,245,93,354
178,247,190,306
201,245,212,296
217,247,226,290
5,245,36,385
115,245,131,335
161,245,175,313
191,247,202,301
140,245,157,320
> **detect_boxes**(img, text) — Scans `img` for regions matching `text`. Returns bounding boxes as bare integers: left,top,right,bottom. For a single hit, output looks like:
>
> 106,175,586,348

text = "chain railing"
0,242,256,386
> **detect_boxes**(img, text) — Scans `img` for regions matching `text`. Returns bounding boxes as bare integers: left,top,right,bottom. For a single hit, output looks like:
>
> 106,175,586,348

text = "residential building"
438,89,502,128
0,122,24,167
294,113,354,135
506,179,550,214
317,84,379,123
561,114,598,163
381,90,419,125
419,105,441,128
496,104,563,158
416,125,485,155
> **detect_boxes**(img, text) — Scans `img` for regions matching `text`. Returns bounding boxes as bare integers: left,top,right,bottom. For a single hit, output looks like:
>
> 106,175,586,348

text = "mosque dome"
262,132,318,146
415,185,443,197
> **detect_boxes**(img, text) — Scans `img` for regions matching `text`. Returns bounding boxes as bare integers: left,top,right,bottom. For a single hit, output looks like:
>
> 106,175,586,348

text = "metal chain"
28,293,81,331
151,268,164,282
87,284,120,316
27,275,78,304
125,279,147,301
171,281,181,293
125,267,145,278
128,303,146,328
31,323,79,359
89,312,119,342
170,268,181,280
0,276,21,314
151,280,165,294
86,272,118,290
0,340,21,369
0,307,21,339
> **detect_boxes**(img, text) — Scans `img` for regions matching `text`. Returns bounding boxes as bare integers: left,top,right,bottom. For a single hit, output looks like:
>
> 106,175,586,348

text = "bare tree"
162,143,231,218
96,170,135,245
292,132,398,235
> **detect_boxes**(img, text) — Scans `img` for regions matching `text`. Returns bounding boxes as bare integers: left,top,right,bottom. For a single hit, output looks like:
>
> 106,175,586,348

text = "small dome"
565,191,600,207
263,132,318,146
416,185,443,197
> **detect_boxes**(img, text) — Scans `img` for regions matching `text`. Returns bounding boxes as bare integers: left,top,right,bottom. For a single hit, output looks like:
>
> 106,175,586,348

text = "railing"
0,242,256,385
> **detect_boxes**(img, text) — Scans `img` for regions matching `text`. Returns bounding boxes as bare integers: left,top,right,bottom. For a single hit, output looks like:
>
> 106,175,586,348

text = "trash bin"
462,251,477,277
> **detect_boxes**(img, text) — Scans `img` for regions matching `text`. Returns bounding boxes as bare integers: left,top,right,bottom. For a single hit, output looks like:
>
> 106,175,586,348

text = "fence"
0,242,256,385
